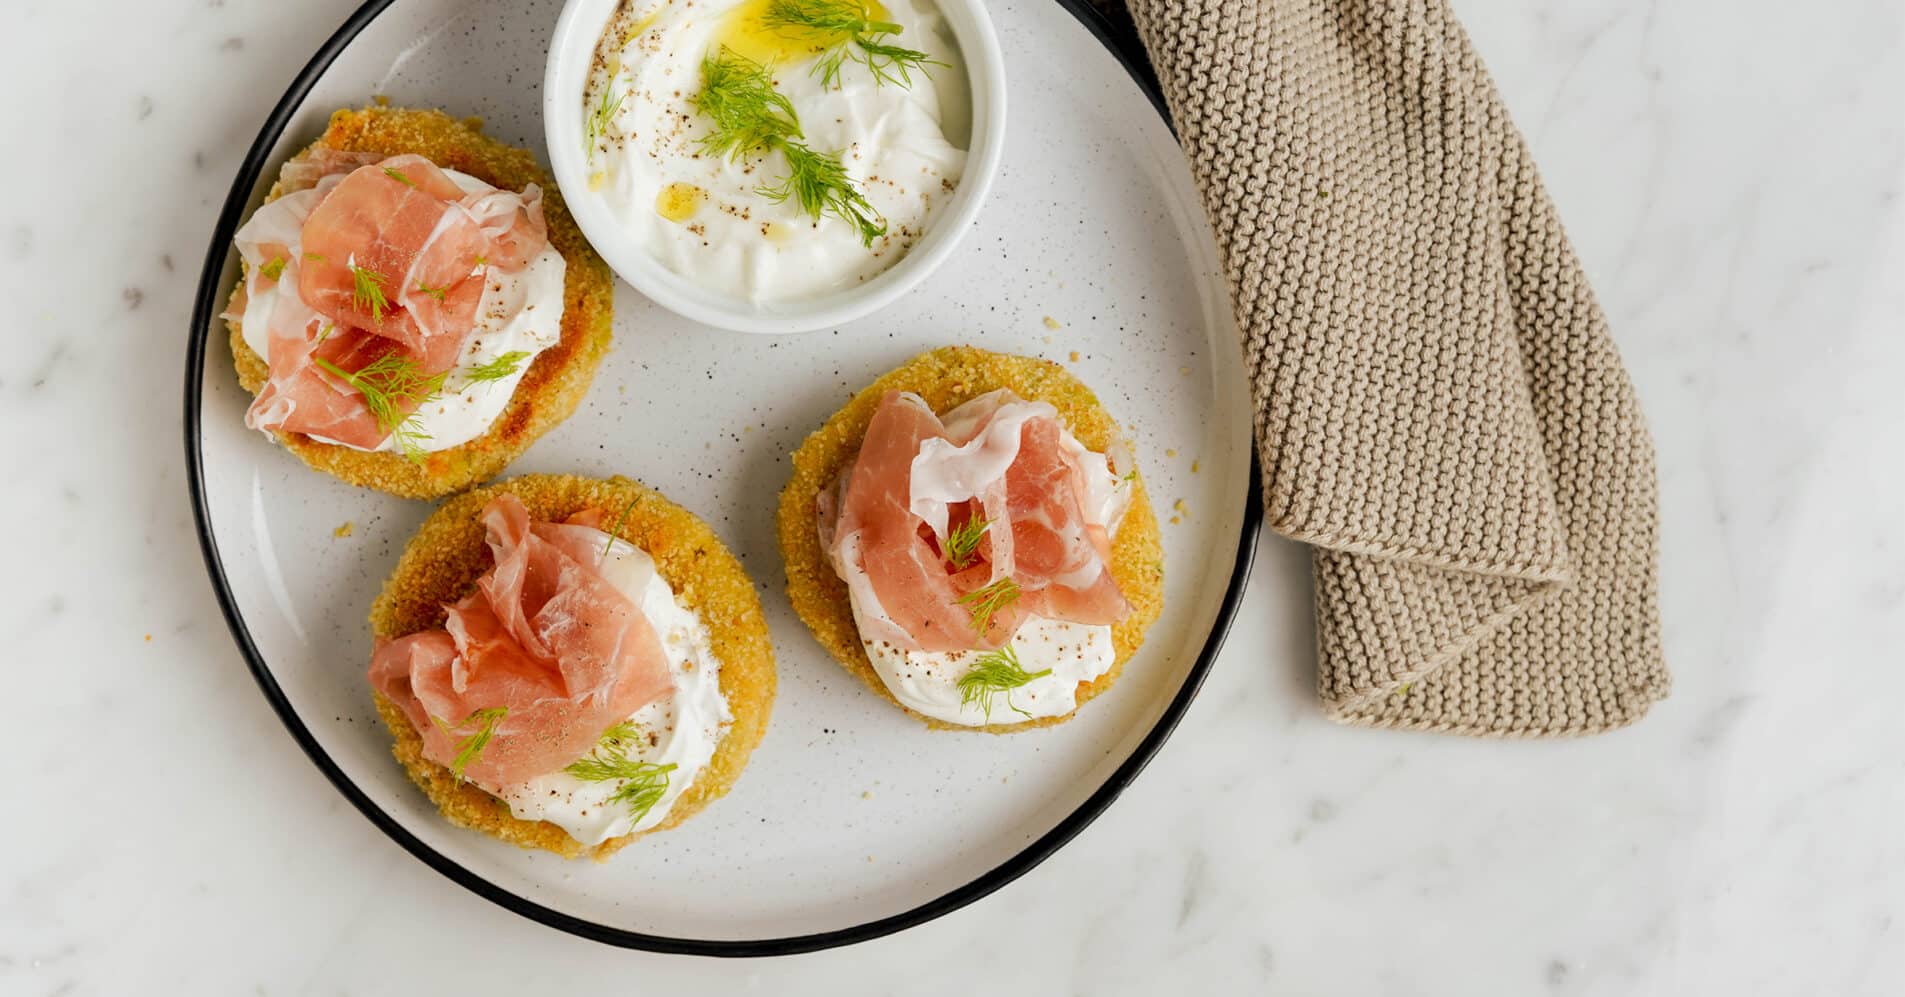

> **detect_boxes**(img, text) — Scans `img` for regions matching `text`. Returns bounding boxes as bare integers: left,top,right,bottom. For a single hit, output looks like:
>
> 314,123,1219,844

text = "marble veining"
0,0,1900,993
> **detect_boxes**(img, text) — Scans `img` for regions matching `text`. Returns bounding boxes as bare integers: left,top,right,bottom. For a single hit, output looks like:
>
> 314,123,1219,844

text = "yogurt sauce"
856,609,1117,727
583,0,969,302
837,394,1135,727
238,170,566,454
494,529,733,846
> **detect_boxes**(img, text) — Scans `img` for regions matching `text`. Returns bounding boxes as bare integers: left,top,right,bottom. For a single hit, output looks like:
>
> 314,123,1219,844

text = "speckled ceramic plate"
185,0,1259,955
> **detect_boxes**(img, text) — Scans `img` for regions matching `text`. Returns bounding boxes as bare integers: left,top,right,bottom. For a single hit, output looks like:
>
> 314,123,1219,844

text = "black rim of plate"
183,0,1263,958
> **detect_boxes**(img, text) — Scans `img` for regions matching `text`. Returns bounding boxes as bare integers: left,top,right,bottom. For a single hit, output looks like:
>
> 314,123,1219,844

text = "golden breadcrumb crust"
369,474,776,860
777,346,1164,733
226,105,615,499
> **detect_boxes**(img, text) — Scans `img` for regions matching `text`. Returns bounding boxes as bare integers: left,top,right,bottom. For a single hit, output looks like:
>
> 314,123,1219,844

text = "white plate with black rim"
185,0,1259,955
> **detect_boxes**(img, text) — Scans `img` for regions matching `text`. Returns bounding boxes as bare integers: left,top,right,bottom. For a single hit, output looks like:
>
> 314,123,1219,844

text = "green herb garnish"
943,517,989,571
763,0,942,89
431,706,508,781
956,643,1051,721
758,140,886,247
259,256,287,281
312,352,447,461
303,251,327,263
767,0,897,36
842,33,942,88
585,81,627,162
598,719,643,746
601,494,639,558
383,165,416,187
464,350,530,387
957,577,1020,638
693,48,802,160
413,283,448,302
692,48,887,247
565,723,676,823
350,264,390,323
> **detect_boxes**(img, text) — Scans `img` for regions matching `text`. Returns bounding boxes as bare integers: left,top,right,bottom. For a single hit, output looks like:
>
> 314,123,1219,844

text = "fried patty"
370,473,776,860
226,105,615,499
776,346,1164,733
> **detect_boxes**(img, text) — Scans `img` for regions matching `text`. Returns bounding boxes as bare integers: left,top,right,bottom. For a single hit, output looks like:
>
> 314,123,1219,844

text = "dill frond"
312,353,447,462
848,34,940,88
601,494,640,558
764,0,895,35
259,257,287,281
431,706,508,781
599,719,644,747
350,264,390,323
956,644,1052,721
693,48,802,160
957,577,1021,639
464,350,530,386
382,165,416,187
759,140,887,246
763,0,940,88
585,81,627,161
691,47,884,245
566,722,677,823
944,517,989,571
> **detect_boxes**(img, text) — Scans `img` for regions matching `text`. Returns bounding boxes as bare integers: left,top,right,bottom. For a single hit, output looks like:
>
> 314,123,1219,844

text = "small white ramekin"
543,0,1006,335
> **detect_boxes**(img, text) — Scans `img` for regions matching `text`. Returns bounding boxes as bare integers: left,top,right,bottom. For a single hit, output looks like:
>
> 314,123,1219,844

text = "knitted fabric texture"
1128,0,1669,734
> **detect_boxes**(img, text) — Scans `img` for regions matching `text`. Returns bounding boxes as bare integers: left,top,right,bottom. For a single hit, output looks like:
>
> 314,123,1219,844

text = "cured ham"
232,151,549,449
369,494,674,789
824,389,1132,653
1000,417,1130,624
277,148,383,194
829,393,995,651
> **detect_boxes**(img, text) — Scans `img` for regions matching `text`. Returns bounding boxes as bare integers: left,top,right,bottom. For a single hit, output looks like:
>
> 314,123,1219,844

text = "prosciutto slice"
232,152,548,447
829,393,993,651
824,390,1132,653
369,494,674,789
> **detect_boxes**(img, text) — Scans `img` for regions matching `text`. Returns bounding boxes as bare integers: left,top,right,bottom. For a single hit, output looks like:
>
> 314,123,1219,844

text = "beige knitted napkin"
1126,0,1669,734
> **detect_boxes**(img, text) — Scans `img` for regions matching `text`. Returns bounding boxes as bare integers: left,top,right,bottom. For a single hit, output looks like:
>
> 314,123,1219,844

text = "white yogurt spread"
855,605,1116,727
238,170,566,453
836,393,1134,727
493,529,733,845
583,0,969,302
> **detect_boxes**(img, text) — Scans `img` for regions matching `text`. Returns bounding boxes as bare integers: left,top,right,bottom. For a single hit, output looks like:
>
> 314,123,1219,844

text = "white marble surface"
1,0,1900,992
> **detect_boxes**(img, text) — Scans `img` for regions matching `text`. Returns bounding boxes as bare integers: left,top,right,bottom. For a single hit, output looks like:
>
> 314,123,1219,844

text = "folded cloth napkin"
1126,0,1670,735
